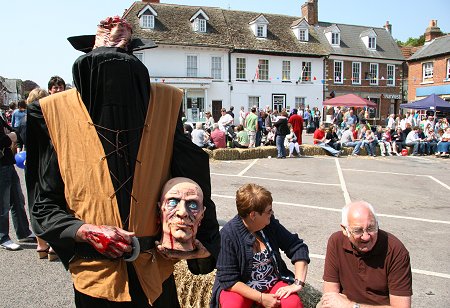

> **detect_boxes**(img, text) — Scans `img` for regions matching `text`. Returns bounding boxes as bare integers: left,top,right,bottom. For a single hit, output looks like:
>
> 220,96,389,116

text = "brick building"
305,1,404,125
407,20,450,105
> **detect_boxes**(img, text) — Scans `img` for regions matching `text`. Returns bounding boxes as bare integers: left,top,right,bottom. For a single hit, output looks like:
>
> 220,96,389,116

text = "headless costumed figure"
26,16,220,307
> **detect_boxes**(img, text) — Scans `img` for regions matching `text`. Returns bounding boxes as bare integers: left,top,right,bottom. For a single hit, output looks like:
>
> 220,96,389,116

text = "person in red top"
288,109,304,144
210,123,226,149
320,201,412,308
313,124,340,157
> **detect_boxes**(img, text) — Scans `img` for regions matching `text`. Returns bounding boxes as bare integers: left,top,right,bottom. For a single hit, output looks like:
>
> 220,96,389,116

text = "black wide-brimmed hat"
67,35,157,53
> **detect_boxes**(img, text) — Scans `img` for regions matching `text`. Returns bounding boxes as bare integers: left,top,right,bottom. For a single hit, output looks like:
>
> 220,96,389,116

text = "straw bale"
174,260,321,308
211,148,240,160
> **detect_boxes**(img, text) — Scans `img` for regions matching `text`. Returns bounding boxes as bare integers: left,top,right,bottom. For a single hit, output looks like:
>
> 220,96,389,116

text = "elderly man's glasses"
347,225,378,237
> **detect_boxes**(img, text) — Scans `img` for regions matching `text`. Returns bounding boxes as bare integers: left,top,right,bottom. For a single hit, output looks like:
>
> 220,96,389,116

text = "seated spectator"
320,201,412,308
264,127,276,146
204,111,215,133
314,123,341,157
391,127,404,155
340,125,362,156
233,124,249,148
210,123,226,149
211,184,309,308
380,126,395,156
286,123,301,158
405,126,425,156
436,127,450,158
325,125,341,151
360,126,377,157
191,122,215,149
418,127,430,155
425,127,438,155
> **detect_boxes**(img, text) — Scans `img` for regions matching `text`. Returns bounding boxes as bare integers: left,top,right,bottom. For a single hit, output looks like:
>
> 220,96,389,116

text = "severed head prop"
158,177,205,251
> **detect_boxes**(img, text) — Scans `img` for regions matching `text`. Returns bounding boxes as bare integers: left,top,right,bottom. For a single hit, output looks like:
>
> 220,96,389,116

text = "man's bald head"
341,201,378,227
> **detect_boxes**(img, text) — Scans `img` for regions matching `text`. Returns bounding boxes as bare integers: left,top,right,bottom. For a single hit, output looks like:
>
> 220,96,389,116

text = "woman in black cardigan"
211,184,309,308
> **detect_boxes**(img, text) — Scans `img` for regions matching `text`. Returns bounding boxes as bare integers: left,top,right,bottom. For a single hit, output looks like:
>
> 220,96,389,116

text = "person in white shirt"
218,108,233,133
405,127,425,155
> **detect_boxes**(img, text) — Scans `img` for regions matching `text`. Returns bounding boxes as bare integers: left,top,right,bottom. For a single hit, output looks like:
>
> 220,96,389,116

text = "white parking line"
309,254,450,279
335,158,351,204
210,173,340,187
237,159,259,176
211,194,450,225
342,168,450,191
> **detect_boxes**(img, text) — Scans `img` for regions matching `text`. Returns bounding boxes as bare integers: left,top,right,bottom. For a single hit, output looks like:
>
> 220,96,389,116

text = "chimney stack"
301,0,318,25
384,21,392,35
425,19,443,42
142,0,160,3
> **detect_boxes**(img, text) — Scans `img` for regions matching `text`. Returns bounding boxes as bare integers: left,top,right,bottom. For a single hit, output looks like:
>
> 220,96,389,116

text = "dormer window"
331,32,340,45
249,15,269,38
324,25,341,47
138,5,158,30
291,18,309,42
190,9,210,33
194,18,207,33
257,25,265,37
360,29,377,50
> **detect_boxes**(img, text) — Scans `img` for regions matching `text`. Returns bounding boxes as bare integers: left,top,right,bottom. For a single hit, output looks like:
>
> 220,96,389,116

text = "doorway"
272,94,286,112
212,100,222,123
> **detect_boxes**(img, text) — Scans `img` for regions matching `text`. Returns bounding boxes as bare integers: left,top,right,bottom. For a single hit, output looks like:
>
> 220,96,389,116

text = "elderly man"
320,201,412,308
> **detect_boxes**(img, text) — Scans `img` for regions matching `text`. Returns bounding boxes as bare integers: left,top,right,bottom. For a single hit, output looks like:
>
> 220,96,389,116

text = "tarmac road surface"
1,153,449,307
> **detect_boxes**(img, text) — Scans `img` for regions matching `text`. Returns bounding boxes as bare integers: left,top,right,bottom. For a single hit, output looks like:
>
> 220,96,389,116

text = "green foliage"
397,34,426,47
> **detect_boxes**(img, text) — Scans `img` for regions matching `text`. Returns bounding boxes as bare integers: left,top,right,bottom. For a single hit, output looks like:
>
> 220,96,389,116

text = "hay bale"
238,146,278,160
212,148,240,160
174,260,322,308
301,144,330,156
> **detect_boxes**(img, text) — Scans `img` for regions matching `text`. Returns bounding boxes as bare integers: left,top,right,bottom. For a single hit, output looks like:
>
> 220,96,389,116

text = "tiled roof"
124,2,327,57
408,34,450,61
315,22,405,61
400,46,420,59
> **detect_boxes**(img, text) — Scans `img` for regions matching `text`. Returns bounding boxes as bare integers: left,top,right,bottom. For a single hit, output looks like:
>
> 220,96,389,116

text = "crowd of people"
183,105,450,159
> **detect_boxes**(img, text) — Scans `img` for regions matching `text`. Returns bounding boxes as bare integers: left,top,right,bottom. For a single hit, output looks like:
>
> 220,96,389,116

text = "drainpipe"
228,48,233,109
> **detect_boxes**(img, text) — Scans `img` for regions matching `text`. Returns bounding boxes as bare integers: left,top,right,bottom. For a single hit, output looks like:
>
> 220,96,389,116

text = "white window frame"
187,55,198,77
248,96,260,110
299,29,306,41
193,18,207,33
368,36,376,49
282,60,291,81
211,56,222,80
352,62,361,85
141,14,155,29
423,62,433,80
257,24,265,38
236,58,246,80
369,63,379,85
387,64,395,86
331,32,340,46
258,59,269,81
294,97,306,110
334,60,343,84
447,59,450,80
301,61,312,82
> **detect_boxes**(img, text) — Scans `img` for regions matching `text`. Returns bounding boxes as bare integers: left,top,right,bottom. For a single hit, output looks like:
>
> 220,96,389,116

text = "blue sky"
1,0,449,89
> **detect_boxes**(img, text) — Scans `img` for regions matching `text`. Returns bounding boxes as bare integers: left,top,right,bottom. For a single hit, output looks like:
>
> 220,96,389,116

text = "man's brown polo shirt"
323,230,412,305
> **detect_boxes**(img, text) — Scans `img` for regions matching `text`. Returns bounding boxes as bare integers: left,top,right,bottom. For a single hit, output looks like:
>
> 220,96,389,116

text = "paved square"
210,155,450,307
1,156,449,307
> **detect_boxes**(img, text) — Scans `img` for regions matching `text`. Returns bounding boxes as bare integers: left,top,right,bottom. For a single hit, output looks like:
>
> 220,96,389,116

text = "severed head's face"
159,177,204,251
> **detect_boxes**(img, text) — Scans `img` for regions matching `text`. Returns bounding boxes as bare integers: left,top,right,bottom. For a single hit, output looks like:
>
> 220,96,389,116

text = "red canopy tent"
322,94,377,107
